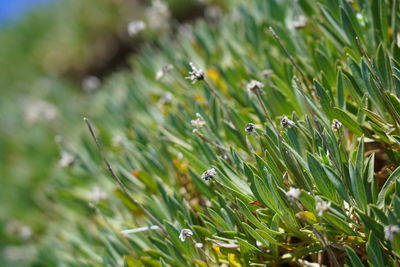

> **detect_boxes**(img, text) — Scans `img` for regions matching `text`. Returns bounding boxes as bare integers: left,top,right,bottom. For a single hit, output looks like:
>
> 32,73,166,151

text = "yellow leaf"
194,259,208,267
296,211,317,224
228,253,242,267
207,67,228,94
124,255,141,267
212,246,221,253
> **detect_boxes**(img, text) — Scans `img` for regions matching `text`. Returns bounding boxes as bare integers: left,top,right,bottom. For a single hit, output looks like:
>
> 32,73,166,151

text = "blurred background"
0,0,226,265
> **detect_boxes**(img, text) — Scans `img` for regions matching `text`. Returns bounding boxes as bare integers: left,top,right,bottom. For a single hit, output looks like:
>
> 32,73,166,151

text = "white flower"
246,80,264,94
58,152,76,168
127,20,146,36
179,229,193,242
159,92,173,104
145,0,170,30
315,198,331,216
204,5,222,21
81,76,100,93
88,187,107,203
191,113,206,129
6,221,32,241
245,123,256,133
201,168,217,181
186,62,204,84
384,225,399,242
261,69,273,78
331,119,342,131
285,187,301,202
24,100,57,125
156,64,173,80
356,13,366,27
281,116,296,129
289,15,307,29
112,134,124,147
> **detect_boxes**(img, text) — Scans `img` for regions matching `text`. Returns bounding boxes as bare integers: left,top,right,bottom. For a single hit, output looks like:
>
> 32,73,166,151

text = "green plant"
23,0,400,266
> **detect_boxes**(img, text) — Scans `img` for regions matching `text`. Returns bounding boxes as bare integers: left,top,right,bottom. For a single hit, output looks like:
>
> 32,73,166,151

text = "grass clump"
33,0,400,266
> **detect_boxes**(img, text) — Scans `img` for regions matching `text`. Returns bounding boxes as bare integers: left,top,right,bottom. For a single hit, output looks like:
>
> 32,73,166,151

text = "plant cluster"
7,0,400,266
53,0,400,265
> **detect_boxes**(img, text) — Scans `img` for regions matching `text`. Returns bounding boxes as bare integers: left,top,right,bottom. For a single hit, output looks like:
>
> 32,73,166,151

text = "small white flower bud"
245,123,256,133
261,69,273,78
281,116,296,129
156,64,173,80
384,225,399,242
88,187,107,204
179,229,193,242
186,62,204,84
190,113,206,129
127,20,146,36
58,152,76,168
201,168,217,181
331,119,342,131
246,80,264,94
285,187,301,202
82,76,100,93
315,198,331,216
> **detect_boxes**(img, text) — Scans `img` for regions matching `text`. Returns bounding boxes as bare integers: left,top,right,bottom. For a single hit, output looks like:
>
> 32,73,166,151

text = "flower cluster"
179,229,193,242
245,123,256,133
156,64,174,80
246,80,264,94
186,62,204,84
145,0,170,30
331,119,342,131
316,198,331,216
281,116,296,129
201,168,217,181
127,20,146,36
384,225,399,242
190,113,206,129
285,187,301,203
58,152,76,168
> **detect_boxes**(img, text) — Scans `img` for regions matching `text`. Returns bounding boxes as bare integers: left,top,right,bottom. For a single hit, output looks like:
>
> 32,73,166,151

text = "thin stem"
204,79,240,132
253,89,282,141
203,79,248,149
84,117,166,234
192,240,217,265
295,200,340,267
268,27,311,91
193,129,228,153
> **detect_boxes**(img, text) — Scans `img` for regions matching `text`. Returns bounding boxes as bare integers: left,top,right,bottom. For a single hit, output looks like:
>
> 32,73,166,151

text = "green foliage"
50,0,400,265
3,0,400,266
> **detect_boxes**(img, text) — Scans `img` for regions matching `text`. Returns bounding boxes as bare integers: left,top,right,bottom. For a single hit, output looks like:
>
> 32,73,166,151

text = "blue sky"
0,0,54,25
